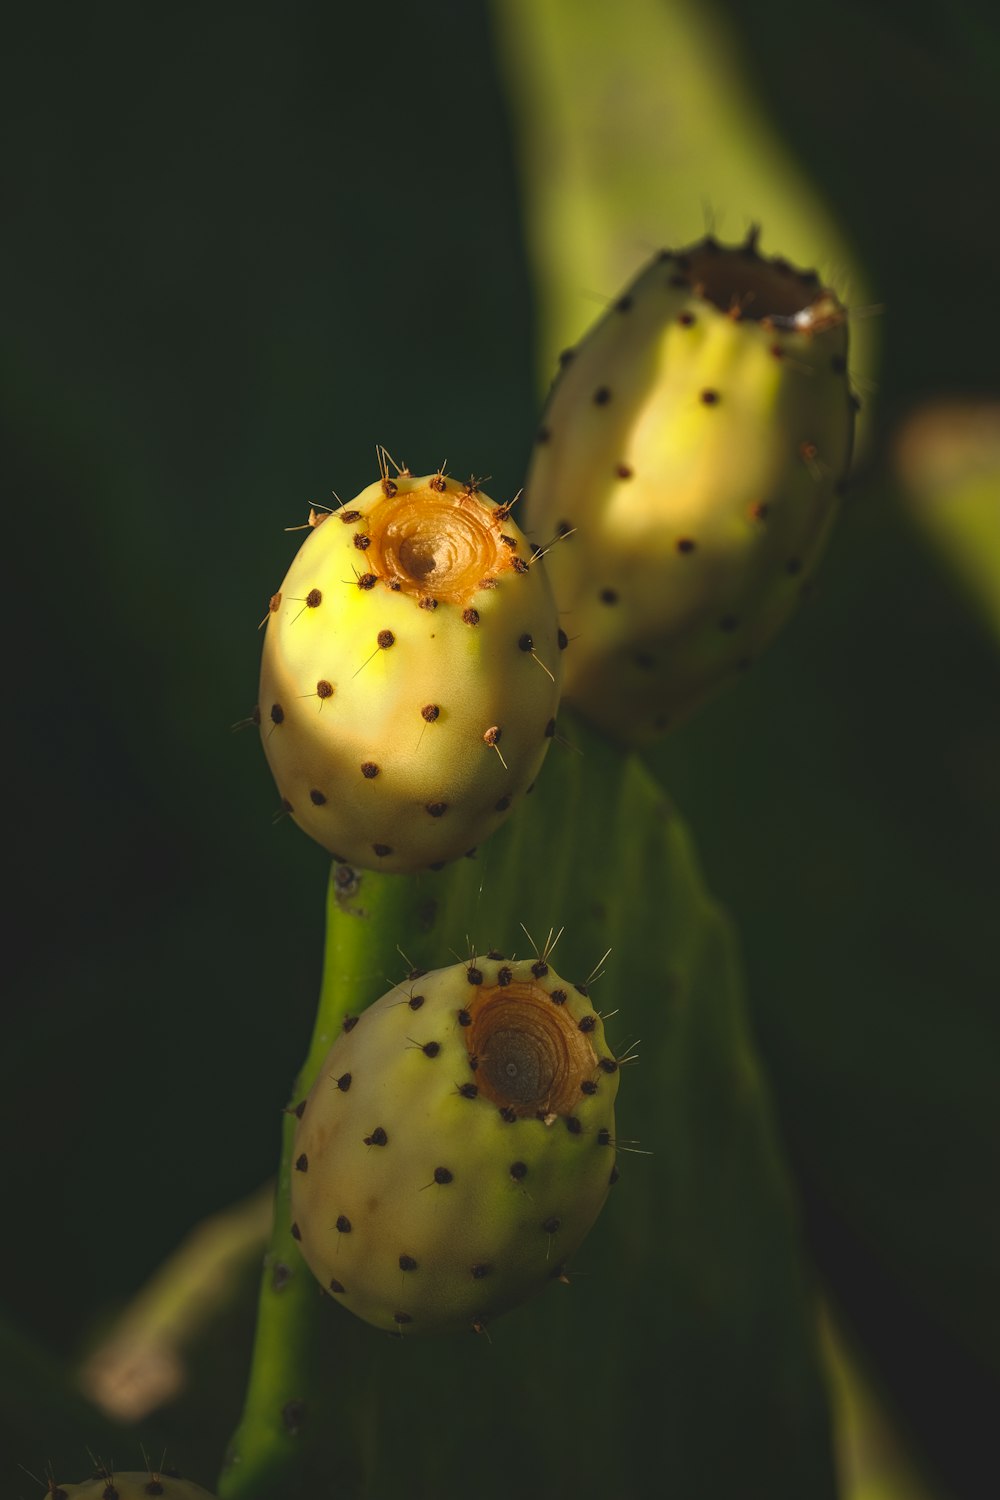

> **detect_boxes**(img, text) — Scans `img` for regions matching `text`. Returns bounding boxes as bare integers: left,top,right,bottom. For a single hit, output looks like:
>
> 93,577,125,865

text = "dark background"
3,2,998,1496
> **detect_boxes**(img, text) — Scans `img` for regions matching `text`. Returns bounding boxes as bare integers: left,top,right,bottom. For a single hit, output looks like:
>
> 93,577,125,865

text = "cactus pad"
258,471,563,871
523,231,856,743
290,953,620,1335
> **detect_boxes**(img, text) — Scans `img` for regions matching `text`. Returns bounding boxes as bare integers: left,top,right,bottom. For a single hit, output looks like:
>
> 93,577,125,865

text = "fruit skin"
258,472,563,873
290,954,620,1336
43,1472,216,1498
522,231,856,745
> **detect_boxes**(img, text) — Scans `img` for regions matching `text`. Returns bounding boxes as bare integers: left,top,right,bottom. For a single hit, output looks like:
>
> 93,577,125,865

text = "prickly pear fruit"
290,952,620,1335
522,230,856,745
42,1470,216,1498
258,469,563,872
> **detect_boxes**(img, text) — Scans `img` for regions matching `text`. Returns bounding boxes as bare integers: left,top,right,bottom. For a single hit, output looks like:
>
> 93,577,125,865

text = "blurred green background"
3,1,998,1496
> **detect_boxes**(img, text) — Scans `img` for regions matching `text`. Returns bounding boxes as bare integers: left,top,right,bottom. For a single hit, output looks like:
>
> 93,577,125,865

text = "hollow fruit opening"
365,481,514,605
464,982,596,1118
683,236,845,331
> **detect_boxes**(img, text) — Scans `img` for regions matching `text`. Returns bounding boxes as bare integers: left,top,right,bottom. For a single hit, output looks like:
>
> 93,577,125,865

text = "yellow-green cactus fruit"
42,1470,216,1498
258,471,563,873
522,231,856,745
290,953,621,1336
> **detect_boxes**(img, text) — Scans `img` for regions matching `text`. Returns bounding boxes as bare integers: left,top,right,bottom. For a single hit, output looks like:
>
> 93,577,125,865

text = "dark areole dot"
309,789,326,805
462,608,480,626
270,703,285,725
531,960,549,978
330,1277,345,1293
365,1127,388,1147
559,347,575,365
361,761,379,778
700,389,720,405
353,533,371,551
519,632,533,652
291,1222,302,1240
457,1008,472,1026
336,1215,352,1233
483,726,502,747
581,1079,598,1095
294,1099,307,1118
425,801,448,817
419,596,438,610
566,1116,583,1134
550,988,567,1005
467,966,483,985
536,426,551,444
372,843,393,857
399,1254,417,1271
358,573,377,590
610,1165,620,1184
676,537,696,554
770,343,785,359
597,1127,612,1145
497,966,513,986
542,1216,561,1234
339,510,361,523
499,1106,517,1123
557,628,569,650
294,1153,308,1172
471,1263,492,1278
306,588,322,607
337,1072,352,1091
578,1014,597,1033
544,718,556,738
393,1311,413,1324
433,1166,453,1184
342,1015,358,1032
599,1056,618,1073
317,679,334,698
382,478,398,498
421,703,440,722
494,794,511,813
512,556,529,574
408,994,425,1010
616,294,633,312
458,1082,478,1099
616,462,633,479
429,473,447,492
556,519,573,537
377,630,395,649
422,1041,441,1058
593,386,611,405
678,310,696,326
510,1161,528,1180
599,588,618,605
